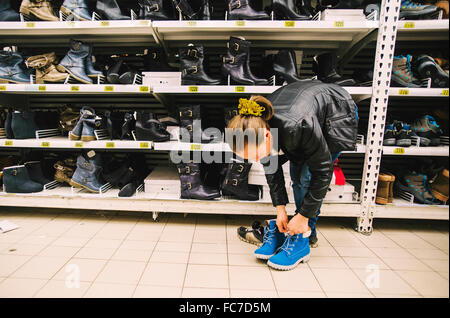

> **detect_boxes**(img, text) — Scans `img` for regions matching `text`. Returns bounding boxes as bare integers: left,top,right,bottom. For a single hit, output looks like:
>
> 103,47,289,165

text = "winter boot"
176,162,221,200
376,173,395,204
0,1,20,21
173,0,211,20
273,0,310,20
71,152,105,193
85,44,103,79
383,123,396,146
81,117,101,142
135,111,170,142
431,169,449,203
273,49,302,84
61,0,91,21
178,105,215,143
237,221,264,246
0,50,32,84
221,162,260,201
58,39,93,84
53,158,76,186
397,172,435,204
413,54,449,88
96,0,130,20
254,219,286,260
138,0,172,20
121,112,136,140
267,231,311,270
226,0,270,20
411,115,443,146
11,111,39,139
400,0,437,19
394,121,412,147
313,52,356,86
392,55,420,88
26,52,68,84
24,161,51,186
2,165,44,193
142,47,175,71
180,44,222,85
19,0,59,21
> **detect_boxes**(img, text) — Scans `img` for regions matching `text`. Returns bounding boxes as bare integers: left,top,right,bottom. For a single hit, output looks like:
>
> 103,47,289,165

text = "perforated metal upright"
357,0,402,234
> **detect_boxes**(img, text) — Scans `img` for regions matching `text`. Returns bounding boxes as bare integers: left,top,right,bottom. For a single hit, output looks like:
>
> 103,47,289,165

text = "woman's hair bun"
249,95,274,121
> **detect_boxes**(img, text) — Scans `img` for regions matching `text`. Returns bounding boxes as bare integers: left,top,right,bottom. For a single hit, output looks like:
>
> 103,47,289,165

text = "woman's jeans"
290,152,341,238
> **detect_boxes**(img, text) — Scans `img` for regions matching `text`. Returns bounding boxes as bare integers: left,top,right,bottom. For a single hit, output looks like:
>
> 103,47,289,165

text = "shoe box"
142,72,181,87
144,165,180,197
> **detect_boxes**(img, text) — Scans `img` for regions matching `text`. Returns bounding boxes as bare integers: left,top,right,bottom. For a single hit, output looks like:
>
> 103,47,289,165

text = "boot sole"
391,75,420,88
70,180,100,193
255,253,275,260
417,61,449,88
396,139,412,147
56,64,92,84
376,196,389,205
237,233,263,247
60,6,89,21
69,132,80,140
19,7,59,22
0,78,30,84
432,190,449,202
81,135,96,142
383,138,396,146
267,253,311,271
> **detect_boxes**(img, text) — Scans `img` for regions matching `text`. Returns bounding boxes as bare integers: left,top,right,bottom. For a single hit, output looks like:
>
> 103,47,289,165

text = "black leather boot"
273,0,311,20
121,112,136,140
138,0,172,20
58,39,93,84
107,57,125,84
298,0,315,17
180,45,222,85
96,0,130,20
318,0,365,10
177,163,221,200
0,1,20,21
11,111,39,139
273,49,302,84
226,0,270,20
135,111,171,142
313,52,356,86
24,161,51,186
3,165,44,193
142,47,175,71
173,0,211,20
179,105,215,143
71,152,105,193
5,109,14,139
222,162,261,201
104,110,124,140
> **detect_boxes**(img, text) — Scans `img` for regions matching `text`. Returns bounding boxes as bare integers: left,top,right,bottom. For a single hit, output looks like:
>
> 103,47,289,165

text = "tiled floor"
0,207,448,298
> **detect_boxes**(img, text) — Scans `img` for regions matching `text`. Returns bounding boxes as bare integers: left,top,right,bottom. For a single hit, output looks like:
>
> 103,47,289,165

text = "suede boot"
20,0,59,21
0,50,32,84
61,0,91,21
71,152,105,193
58,39,93,84
3,165,44,193
26,52,68,84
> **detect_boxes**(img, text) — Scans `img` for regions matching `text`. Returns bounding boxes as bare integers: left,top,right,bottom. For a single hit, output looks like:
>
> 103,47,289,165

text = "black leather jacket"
261,80,359,219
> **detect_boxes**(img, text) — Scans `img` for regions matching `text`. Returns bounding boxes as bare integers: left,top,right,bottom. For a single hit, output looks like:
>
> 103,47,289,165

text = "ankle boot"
106,57,125,84
273,0,311,20
0,50,32,84
24,161,51,185
142,47,175,71
96,0,130,20
59,107,80,134
3,165,44,193
254,219,286,259
121,112,136,140
226,0,270,20
71,152,105,193
297,0,315,17
85,44,103,79
273,49,302,84
54,158,76,186
58,39,93,84
81,116,101,141
61,0,91,21
5,109,14,138
180,45,222,85
26,52,68,84
431,169,449,203
0,1,20,21
138,0,172,20
135,111,170,142
104,110,124,140
11,111,39,139
173,0,211,20
20,0,59,21
222,162,261,201
376,173,395,205
313,52,356,86
179,105,215,143
268,232,311,270
176,163,221,200
102,160,131,186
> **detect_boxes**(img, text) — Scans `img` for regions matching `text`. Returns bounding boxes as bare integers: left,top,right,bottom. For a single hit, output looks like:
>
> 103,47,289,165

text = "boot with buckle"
226,0,270,20
222,162,261,201
26,52,68,84
19,0,59,21
96,0,130,20
179,105,216,143
172,0,211,20
180,44,222,85
71,152,105,193
58,39,93,84
0,1,20,21
138,0,172,20
142,47,175,71
54,158,76,186
61,0,92,21
0,50,32,84
3,165,44,193
135,111,170,142
176,162,221,200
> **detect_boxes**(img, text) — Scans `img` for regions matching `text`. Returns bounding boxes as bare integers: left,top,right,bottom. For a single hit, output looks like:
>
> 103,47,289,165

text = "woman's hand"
287,213,310,235
276,205,288,233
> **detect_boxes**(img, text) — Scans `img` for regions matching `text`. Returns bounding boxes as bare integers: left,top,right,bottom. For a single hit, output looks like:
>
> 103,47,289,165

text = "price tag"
186,21,197,26
285,21,295,27
66,21,76,28
75,142,83,148
139,20,150,26
25,22,35,28
442,89,449,96
235,86,245,93
393,148,405,154
191,144,201,151
100,21,110,27
0,85,6,91
398,89,409,95
188,86,199,92
139,86,149,92
403,22,415,29
38,85,46,91
70,86,80,92
106,142,115,148
41,141,50,147
104,86,114,92
4,140,13,146
235,21,246,26
140,142,149,148
334,21,344,27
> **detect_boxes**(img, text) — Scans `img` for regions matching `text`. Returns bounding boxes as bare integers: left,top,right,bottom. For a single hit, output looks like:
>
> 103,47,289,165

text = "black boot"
313,52,356,86
5,109,14,139
318,0,365,10
138,0,172,20
119,65,141,84
107,57,125,84
11,111,39,139
135,111,171,142
226,0,270,20
121,112,136,140
180,44,222,85
0,1,20,21
96,0,130,20
273,0,311,20
142,47,175,72
222,162,260,201
297,0,315,17
273,49,302,84
172,0,211,20
224,107,239,127
179,105,215,143
3,165,44,193
24,161,51,186
104,110,124,140
177,163,221,200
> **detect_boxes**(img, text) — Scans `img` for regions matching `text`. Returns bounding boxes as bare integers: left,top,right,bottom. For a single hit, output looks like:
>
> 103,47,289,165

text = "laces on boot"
280,235,297,255
262,226,276,245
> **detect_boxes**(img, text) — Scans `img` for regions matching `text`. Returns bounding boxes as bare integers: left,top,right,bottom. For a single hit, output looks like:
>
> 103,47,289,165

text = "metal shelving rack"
0,0,448,229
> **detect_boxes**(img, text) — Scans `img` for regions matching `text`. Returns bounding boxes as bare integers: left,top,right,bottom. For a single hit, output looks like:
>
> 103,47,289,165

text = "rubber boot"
135,111,170,142
267,231,311,270
176,162,221,200
121,112,136,140
178,105,215,143
180,44,222,85
96,0,130,20
3,165,43,193
273,49,302,84
0,50,32,84
58,39,93,84
11,111,39,139
19,0,59,21
86,44,103,79
222,162,261,201
142,47,175,71
26,52,68,84
254,219,286,260
226,0,270,20
173,0,211,20
24,161,51,186
273,0,311,20
313,52,356,86
61,0,92,21
138,0,172,20
414,54,449,88
0,1,20,21
431,169,449,203
71,152,105,193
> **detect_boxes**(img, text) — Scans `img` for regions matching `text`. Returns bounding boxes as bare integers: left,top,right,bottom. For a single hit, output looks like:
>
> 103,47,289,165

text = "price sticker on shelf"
334,21,344,28
66,21,76,28
140,142,149,148
25,22,35,28
235,86,245,93
100,21,110,27
41,141,50,147
442,89,449,96
0,86,6,91
188,86,199,92
398,89,409,95
139,20,150,26
4,140,13,146
139,86,149,92
70,86,80,92
235,21,246,27
393,148,405,154
106,142,115,148
191,144,201,151
285,21,295,27
104,86,114,92
186,21,197,27
75,142,83,148
38,85,46,91
403,22,415,29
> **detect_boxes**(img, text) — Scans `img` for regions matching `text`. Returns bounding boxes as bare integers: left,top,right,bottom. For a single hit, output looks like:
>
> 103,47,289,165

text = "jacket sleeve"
296,116,333,219
262,154,289,207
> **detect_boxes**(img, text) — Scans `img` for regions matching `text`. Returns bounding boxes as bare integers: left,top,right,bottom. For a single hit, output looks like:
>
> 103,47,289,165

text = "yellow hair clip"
238,98,265,117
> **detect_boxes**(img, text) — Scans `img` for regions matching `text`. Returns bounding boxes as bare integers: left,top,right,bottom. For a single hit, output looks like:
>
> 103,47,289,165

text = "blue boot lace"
263,226,275,245
279,234,298,255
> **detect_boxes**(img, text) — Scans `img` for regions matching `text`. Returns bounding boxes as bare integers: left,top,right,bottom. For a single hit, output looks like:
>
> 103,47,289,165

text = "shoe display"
11,111,39,139
376,173,395,204
431,168,449,203
413,54,449,88
399,0,438,19
226,0,270,20
121,112,136,140
69,106,100,141
176,162,221,200
392,55,421,88
0,50,32,84
273,49,302,84
273,0,311,20
0,1,20,21
53,158,76,186
71,152,105,193
104,110,124,140
179,105,216,143
221,162,261,201
397,172,436,204
142,47,175,72
26,52,68,84
96,0,130,20
313,52,356,86
254,219,286,260
138,0,173,20
411,115,443,146
135,111,170,142
172,0,211,20
237,221,264,246
180,44,222,85
19,0,59,21
58,39,94,84
24,161,51,186
267,232,311,271
394,121,413,147
2,165,44,193
60,0,91,21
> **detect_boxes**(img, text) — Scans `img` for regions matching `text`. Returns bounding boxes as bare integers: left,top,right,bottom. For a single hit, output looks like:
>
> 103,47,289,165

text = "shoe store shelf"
382,145,449,157
376,199,449,220
397,19,449,41
388,87,449,98
0,84,151,95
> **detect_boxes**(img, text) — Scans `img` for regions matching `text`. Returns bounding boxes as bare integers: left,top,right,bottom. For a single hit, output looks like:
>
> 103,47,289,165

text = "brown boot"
376,173,395,205
386,172,396,203
431,169,449,202
20,0,59,21
59,107,79,133
436,0,449,19
53,159,76,186
26,52,68,84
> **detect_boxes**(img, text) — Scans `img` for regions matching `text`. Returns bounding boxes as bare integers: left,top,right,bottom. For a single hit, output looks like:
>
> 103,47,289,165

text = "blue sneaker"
254,219,285,260
267,231,311,271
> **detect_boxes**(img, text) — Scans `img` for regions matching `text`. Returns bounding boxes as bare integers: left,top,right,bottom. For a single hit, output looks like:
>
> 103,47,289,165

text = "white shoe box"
144,166,180,196
142,72,181,87
320,9,367,21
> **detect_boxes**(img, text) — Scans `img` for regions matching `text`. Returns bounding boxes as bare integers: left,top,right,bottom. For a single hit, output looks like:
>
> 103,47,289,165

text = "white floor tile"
34,279,90,298
149,251,189,264
53,258,107,282
396,270,449,297
84,282,136,298
181,287,229,298
231,289,279,298
184,264,229,289
353,269,419,296
133,285,181,298
311,268,371,295
382,257,433,271
229,266,275,291
10,256,69,279
189,252,228,265
95,260,146,285
0,277,47,298
308,256,349,269
270,267,322,292
140,262,186,287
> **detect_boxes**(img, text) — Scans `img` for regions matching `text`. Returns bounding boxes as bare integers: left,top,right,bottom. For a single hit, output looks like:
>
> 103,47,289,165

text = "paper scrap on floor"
0,220,19,234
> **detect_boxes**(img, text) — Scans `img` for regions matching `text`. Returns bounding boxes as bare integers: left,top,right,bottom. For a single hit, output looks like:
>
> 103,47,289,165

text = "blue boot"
61,0,92,21
71,152,105,193
254,219,285,260
267,231,311,271
58,40,93,84
0,50,32,84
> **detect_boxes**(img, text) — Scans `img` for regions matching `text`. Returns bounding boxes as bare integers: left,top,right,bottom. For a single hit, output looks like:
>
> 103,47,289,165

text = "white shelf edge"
383,145,449,156
376,198,449,220
389,87,449,97
0,84,151,94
